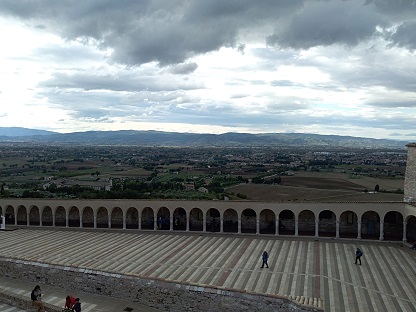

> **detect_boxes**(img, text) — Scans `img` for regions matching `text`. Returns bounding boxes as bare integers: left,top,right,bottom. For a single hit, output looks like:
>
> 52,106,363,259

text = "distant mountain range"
0,127,410,149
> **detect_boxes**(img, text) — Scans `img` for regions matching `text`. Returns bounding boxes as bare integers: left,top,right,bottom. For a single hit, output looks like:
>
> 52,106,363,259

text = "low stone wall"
0,288,62,312
0,258,323,312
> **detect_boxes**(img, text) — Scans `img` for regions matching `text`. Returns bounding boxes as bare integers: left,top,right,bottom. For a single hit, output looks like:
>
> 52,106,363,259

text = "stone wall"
0,258,323,312
404,143,416,202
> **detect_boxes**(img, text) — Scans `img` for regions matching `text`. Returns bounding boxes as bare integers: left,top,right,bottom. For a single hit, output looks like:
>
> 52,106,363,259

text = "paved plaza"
0,228,415,312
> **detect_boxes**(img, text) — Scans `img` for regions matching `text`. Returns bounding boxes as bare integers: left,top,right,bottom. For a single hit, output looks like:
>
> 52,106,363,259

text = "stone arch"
298,210,315,236
207,208,220,232
279,210,295,235
82,206,94,228
383,211,403,241
406,215,416,242
68,206,80,227
141,207,154,230
111,207,123,228
97,206,109,228
339,211,358,238
241,208,256,233
260,209,276,234
17,205,27,225
4,206,15,224
318,210,336,237
126,207,139,229
361,211,380,239
157,207,171,230
189,208,203,231
173,207,186,231
55,206,66,227
29,205,40,226
42,206,53,226
223,209,238,233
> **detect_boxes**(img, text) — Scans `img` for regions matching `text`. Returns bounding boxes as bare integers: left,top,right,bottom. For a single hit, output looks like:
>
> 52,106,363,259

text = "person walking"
261,251,269,268
354,247,363,265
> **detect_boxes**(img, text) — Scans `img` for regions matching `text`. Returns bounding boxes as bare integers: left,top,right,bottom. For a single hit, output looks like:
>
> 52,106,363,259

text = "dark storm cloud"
1,0,416,66
388,21,416,50
267,1,385,49
169,62,198,75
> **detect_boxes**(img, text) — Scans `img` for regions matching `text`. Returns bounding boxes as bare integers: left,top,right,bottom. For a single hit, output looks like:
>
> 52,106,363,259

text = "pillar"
336,220,340,238
403,221,407,242
94,215,97,229
170,216,173,231
27,212,30,226
315,219,319,238
357,220,362,239
186,215,189,232
295,219,299,236
238,217,241,234
138,215,142,230
220,217,224,233
379,220,384,241
203,215,206,232
80,215,83,228
256,218,260,235
275,218,279,235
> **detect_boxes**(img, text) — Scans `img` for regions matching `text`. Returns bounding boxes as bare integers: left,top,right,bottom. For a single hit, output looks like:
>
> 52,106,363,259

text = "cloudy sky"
1,0,416,140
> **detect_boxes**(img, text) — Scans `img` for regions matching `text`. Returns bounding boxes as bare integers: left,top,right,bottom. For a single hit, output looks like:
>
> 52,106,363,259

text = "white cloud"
0,0,416,141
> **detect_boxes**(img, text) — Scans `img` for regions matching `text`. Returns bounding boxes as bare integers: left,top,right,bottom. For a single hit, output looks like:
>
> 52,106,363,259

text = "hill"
0,127,409,149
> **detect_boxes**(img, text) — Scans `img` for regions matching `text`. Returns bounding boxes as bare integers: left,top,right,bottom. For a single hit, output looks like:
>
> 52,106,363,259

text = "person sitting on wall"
72,297,81,312
64,295,76,309
31,285,45,312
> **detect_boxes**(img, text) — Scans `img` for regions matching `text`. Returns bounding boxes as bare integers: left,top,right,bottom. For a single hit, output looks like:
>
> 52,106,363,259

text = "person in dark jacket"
30,285,45,312
355,248,363,265
261,251,269,268
72,297,81,312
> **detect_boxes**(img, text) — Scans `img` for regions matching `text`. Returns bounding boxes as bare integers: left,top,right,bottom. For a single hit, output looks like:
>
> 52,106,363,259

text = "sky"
0,0,416,141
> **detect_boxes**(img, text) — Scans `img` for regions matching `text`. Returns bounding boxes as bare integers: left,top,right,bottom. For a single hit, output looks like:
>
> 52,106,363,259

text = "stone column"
203,215,206,232
93,215,97,229
14,211,17,226
153,215,157,231
138,215,142,230
238,217,241,234
256,218,260,235
0,215,5,229
79,215,83,228
27,212,30,226
108,216,111,229
220,217,224,233
336,220,340,238
52,213,56,227
379,220,384,241
39,211,43,227
65,212,69,228
403,221,407,242
315,219,319,238
404,143,416,203
170,216,173,231
275,218,279,235
357,220,362,239
123,212,126,230
186,215,189,232
295,219,299,236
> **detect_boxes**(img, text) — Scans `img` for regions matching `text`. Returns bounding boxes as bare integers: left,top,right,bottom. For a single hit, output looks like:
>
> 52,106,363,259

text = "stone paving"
1,228,416,312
